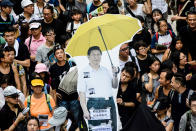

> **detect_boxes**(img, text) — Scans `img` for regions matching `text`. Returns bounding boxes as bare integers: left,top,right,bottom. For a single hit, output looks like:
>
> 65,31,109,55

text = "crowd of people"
0,0,196,130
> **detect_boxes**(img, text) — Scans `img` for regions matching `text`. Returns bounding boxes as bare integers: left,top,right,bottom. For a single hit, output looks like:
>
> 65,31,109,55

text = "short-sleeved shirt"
179,111,196,131
77,64,113,98
25,34,46,56
0,103,23,130
0,15,15,36
35,44,54,67
24,93,55,130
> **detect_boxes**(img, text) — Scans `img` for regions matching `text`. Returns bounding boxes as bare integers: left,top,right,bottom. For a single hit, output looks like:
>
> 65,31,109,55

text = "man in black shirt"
0,86,25,131
170,73,194,131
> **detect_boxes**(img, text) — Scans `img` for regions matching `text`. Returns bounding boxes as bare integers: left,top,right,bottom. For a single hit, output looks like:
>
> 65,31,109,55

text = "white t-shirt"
126,4,146,19
77,64,113,98
66,21,81,36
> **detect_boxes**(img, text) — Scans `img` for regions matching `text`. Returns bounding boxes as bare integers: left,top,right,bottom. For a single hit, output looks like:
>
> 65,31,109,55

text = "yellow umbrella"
65,14,142,65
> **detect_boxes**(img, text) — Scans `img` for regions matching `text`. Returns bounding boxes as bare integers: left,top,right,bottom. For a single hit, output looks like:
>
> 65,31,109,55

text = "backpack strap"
169,30,173,38
45,94,53,112
27,95,31,116
68,60,73,67
87,2,93,13
70,21,74,35
186,110,192,131
156,32,159,42
43,84,48,94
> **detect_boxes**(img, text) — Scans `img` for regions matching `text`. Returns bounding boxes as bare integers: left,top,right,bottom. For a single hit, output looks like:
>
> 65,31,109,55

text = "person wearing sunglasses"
0,86,26,131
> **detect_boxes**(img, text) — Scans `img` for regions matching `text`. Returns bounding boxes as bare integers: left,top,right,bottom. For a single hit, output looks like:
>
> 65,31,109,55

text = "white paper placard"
90,108,111,120
92,124,112,131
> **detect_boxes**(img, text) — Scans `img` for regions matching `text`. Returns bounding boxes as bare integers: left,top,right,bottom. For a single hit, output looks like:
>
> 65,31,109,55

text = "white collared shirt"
77,64,113,98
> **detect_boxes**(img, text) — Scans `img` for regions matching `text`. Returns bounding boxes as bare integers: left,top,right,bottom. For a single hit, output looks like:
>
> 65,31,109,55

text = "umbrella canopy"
65,14,142,57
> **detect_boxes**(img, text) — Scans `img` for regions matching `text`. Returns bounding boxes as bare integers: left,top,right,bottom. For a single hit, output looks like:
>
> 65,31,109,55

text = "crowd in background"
0,0,196,130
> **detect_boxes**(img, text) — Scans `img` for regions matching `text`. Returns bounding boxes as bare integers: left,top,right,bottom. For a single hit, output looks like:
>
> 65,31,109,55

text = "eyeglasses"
139,47,146,51
120,47,129,52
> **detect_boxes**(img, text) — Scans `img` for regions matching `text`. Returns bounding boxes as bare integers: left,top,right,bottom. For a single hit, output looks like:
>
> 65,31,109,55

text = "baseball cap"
21,0,33,8
3,86,19,97
31,79,44,87
0,0,14,7
48,107,68,126
34,63,48,73
29,22,41,30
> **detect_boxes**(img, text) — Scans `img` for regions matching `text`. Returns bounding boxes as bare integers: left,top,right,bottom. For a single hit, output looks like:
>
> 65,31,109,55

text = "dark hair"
124,61,138,73
134,40,147,51
4,46,16,54
121,66,135,78
71,9,82,16
173,73,186,86
42,27,54,36
151,8,163,28
161,68,173,81
149,56,161,67
135,15,145,23
161,59,175,71
106,6,119,14
30,72,43,81
43,4,54,14
3,26,16,36
87,46,102,56
0,75,9,86
155,97,170,111
170,50,181,68
157,18,167,29
26,116,40,130
189,93,196,105
0,48,5,62
53,44,64,54
18,22,29,44
187,7,196,17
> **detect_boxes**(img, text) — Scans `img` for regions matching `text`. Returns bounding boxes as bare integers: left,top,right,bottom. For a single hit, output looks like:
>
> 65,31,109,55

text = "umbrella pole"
98,26,114,67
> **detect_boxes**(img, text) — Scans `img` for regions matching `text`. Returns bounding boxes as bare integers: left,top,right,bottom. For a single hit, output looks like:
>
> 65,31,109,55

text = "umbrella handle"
98,26,114,67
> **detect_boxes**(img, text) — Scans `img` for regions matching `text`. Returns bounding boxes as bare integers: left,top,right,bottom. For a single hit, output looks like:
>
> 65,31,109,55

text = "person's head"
102,1,110,14
171,73,186,91
0,75,9,89
120,66,135,84
119,43,129,59
71,9,82,21
43,27,55,43
186,10,196,30
157,18,168,33
161,60,177,73
0,48,11,64
26,116,40,131
21,0,34,15
134,40,147,57
173,36,183,51
53,44,66,62
34,63,49,80
0,0,14,15
29,21,42,38
43,5,54,23
189,93,196,115
135,15,145,27
3,26,16,46
48,107,68,127
20,22,30,43
31,76,44,95
124,61,138,79
149,56,161,73
4,46,15,64
127,0,137,7
3,86,19,105
159,69,173,87
155,97,170,115
152,9,163,23
171,51,187,68
87,46,102,66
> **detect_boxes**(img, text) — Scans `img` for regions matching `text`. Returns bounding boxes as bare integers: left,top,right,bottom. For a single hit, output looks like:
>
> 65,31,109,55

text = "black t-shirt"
137,55,151,76
0,103,23,130
41,19,65,43
179,26,196,60
0,65,16,86
170,88,191,131
49,61,78,100
117,82,137,118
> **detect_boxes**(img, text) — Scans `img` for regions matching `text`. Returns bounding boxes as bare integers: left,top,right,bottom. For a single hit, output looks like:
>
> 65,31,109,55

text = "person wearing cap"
0,86,26,131
24,77,55,131
25,21,46,64
15,0,39,23
34,63,53,98
0,0,15,36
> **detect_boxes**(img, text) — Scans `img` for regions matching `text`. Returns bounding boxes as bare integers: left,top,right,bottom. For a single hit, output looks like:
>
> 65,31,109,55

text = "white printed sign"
90,108,111,120
92,124,112,131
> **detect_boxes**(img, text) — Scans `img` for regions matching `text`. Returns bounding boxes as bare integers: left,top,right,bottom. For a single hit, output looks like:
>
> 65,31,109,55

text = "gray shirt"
179,111,196,131
35,44,54,67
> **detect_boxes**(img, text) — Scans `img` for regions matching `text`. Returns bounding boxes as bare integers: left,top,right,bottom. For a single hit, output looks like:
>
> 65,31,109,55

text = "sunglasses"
120,47,129,52
7,94,19,99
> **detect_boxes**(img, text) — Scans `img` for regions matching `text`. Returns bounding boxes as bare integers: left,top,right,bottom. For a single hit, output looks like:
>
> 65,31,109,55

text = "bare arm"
151,49,166,54
162,48,170,62
14,59,30,68
142,73,153,93
79,92,90,120
12,65,21,91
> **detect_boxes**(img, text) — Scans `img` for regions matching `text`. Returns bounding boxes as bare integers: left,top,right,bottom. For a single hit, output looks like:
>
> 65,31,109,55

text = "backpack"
27,93,53,115
185,110,192,131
